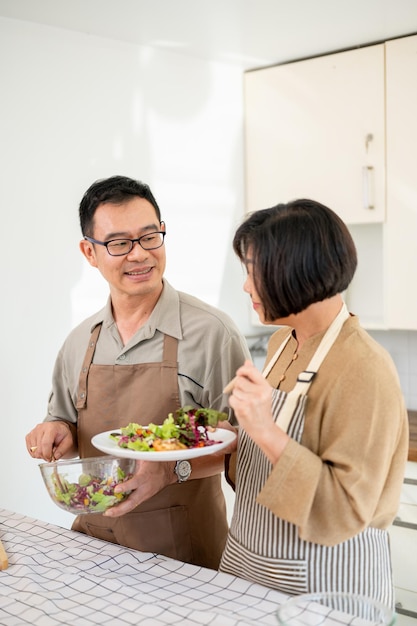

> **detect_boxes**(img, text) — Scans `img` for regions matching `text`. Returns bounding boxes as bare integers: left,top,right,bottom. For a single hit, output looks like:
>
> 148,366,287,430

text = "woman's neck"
285,295,344,350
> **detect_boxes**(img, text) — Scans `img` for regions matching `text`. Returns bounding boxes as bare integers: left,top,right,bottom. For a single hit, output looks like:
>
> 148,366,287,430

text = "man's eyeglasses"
84,231,166,256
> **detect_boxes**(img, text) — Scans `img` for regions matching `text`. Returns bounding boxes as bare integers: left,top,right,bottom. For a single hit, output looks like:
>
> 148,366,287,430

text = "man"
26,175,249,569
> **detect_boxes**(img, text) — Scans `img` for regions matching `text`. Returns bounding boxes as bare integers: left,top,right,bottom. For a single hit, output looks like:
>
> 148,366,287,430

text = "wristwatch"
174,460,192,483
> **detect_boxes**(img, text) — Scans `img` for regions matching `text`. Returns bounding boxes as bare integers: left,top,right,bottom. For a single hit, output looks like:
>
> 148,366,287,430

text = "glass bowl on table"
276,592,396,625
39,456,135,514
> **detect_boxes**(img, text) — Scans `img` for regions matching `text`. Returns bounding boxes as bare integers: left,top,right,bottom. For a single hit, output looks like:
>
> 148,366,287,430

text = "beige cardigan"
228,315,409,547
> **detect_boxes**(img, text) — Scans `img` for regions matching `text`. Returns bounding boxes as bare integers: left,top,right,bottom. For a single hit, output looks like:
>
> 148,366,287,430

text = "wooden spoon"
209,378,237,409
223,377,237,394
0,538,8,570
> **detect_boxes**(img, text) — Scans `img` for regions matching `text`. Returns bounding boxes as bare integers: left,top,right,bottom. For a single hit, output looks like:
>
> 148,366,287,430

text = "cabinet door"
244,45,385,224
390,507,417,619
389,463,417,621
385,35,417,330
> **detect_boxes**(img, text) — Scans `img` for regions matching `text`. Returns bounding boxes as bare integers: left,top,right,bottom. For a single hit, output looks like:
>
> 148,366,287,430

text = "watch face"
176,460,191,481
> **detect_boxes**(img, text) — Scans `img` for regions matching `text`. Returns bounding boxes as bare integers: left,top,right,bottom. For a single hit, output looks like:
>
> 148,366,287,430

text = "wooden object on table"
408,410,417,462
0,537,8,569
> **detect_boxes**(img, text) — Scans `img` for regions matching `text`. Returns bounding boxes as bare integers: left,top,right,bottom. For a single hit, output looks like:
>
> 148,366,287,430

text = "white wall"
1,16,415,531
368,331,417,410
0,16,251,527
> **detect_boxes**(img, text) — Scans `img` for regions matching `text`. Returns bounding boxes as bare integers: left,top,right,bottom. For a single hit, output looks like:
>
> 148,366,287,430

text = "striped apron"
220,304,394,607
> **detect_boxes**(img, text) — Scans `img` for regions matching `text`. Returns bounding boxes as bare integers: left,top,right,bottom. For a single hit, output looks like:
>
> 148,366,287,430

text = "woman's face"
243,249,268,324
243,246,294,327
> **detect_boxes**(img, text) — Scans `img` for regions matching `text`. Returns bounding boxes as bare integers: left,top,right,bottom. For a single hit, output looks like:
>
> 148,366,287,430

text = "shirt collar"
148,279,183,339
87,279,183,340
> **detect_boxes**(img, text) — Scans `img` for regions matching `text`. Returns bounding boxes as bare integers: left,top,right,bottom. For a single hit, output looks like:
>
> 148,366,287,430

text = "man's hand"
25,421,77,461
104,459,176,517
103,427,235,518
215,420,238,455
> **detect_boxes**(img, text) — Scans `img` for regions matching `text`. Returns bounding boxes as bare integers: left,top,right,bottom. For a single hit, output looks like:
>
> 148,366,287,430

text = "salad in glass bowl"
39,456,135,514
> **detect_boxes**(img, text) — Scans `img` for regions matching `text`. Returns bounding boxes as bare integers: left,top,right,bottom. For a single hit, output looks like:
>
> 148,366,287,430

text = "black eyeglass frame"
84,231,166,256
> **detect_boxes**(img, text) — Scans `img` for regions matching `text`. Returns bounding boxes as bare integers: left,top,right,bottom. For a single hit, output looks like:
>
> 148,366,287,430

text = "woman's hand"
228,360,274,434
228,360,289,464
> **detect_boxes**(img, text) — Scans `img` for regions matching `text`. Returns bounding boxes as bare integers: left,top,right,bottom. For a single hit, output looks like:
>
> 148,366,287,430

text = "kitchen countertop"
0,508,392,626
0,508,291,626
408,410,417,462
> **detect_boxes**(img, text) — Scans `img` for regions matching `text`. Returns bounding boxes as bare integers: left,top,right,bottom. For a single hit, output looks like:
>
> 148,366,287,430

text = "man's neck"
110,285,163,345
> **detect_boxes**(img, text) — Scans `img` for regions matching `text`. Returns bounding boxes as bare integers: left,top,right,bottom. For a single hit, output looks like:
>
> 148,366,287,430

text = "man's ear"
79,239,98,268
160,221,166,232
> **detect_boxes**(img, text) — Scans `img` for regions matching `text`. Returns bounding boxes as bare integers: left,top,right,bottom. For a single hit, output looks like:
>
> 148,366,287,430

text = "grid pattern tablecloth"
0,509,289,626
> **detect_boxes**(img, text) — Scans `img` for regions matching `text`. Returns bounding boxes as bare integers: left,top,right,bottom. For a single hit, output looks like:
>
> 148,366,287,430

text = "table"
0,508,289,625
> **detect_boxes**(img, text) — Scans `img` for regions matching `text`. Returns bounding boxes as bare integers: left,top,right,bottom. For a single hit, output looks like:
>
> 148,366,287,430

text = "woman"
220,199,408,607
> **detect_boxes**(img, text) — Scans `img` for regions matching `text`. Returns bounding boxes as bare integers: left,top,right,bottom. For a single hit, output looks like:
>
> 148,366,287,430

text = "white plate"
91,428,237,461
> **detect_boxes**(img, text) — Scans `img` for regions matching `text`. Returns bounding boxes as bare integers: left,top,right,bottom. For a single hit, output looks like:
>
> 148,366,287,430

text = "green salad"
110,406,227,452
51,466,133,512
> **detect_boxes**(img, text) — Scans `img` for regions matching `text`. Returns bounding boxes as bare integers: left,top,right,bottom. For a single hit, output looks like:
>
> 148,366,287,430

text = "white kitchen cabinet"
383,35,417,330
244,34,417,330
244,44,385,224
389,462,417,624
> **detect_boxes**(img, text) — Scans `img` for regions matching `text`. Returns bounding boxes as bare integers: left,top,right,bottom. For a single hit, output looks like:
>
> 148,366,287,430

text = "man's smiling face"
80,196,166,302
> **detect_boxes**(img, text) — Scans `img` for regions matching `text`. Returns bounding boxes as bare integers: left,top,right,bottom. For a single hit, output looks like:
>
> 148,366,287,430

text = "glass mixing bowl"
39,455,135,514
276,592,396,625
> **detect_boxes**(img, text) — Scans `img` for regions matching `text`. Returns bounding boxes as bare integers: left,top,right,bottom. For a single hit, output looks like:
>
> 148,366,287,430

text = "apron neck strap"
292,301,350,396
76,323,102,410
262,301,350,394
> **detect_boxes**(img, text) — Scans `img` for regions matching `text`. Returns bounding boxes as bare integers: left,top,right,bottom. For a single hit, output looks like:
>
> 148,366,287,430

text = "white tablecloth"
0,508,289,626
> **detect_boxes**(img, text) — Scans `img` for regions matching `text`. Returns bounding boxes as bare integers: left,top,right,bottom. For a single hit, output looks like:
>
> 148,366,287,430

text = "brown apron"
71,323,228,569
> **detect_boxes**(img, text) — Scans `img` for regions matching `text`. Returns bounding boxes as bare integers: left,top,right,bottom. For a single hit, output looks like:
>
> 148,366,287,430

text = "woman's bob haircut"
233,199,357,321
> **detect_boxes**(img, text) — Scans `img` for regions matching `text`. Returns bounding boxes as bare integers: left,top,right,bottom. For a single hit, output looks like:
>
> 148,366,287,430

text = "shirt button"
119,354,126,361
